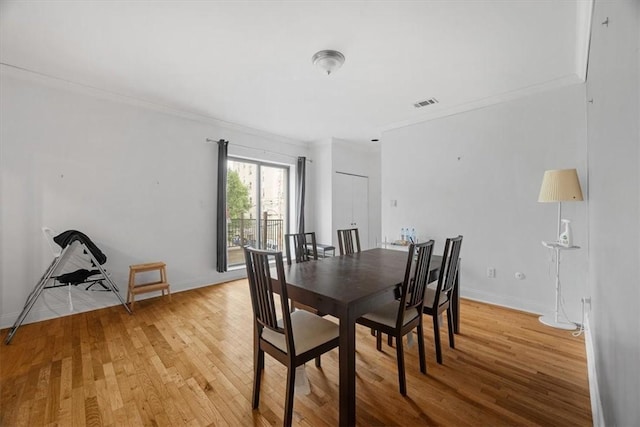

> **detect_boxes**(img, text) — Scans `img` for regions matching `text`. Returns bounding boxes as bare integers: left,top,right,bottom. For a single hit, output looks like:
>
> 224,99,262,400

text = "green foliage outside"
227,170,251,218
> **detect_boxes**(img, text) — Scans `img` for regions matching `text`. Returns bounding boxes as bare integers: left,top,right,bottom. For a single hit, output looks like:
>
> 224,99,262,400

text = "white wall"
381,83,588,321
585,0,640,425
309,138,381,250
0,66,310,328
332,138,381,249
309,138,333,245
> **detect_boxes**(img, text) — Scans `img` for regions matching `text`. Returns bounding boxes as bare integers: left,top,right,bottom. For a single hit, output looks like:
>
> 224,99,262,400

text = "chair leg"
284,366,296,427
252,348,264,409
446,308,455,349
396,335,407,396
376,329,382,351
315,356,321,368
388,334,393,347
433,315,443,364
417,323,427,374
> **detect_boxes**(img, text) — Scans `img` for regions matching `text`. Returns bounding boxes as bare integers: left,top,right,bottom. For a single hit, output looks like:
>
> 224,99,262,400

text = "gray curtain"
296,156,306,233
216,139,229,272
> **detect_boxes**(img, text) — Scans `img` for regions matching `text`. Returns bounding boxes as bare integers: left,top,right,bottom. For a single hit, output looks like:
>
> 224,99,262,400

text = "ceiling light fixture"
312,50,345,75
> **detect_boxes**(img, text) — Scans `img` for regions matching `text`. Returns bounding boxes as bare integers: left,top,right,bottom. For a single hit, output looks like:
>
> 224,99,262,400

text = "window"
226,158,289,267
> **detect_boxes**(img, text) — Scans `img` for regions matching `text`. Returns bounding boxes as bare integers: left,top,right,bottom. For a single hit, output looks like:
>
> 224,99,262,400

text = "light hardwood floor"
0,280,592,426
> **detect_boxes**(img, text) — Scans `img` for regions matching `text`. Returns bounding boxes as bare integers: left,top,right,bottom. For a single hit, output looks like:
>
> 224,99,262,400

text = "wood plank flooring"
0,280,592,426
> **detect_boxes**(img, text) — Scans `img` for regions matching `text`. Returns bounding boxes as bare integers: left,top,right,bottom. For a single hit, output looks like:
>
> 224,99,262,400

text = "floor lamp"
537,169,584,330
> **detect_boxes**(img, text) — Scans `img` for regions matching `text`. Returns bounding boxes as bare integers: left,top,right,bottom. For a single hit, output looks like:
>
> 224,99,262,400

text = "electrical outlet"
487,267,496,278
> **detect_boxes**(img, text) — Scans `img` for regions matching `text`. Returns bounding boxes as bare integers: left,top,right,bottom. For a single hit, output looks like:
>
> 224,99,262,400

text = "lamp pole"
556,202,562,238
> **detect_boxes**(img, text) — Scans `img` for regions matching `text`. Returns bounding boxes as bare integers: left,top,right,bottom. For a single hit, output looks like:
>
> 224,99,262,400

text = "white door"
334,172,369,249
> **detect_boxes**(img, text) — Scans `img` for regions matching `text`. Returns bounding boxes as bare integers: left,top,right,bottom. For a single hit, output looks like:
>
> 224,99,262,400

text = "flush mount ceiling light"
312,50,345,75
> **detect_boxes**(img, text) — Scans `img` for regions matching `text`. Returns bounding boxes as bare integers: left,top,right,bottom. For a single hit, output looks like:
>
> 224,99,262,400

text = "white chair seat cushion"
361,300,419,328
424,284,449,308
262,309,339,355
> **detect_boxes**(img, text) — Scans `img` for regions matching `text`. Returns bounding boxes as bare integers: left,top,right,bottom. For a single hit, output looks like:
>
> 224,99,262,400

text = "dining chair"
243,246,339,426
284,232,318,265
423,235,463,364
284,232,324,314
337,228,361,255
356,240,435,396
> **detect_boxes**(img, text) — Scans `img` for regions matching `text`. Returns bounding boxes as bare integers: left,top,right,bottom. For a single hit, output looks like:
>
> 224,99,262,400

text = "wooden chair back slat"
397,241,435,327
284,232,318,265
337,228,361,255
430,235,463,311
407,241,435,309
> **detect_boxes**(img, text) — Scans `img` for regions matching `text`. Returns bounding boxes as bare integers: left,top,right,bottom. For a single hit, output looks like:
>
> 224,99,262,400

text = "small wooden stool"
127,262,171,310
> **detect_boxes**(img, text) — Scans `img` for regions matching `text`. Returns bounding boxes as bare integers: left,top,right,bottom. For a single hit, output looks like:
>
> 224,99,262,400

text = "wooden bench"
306,243,335,258
127,262,171,310
316,243,335,258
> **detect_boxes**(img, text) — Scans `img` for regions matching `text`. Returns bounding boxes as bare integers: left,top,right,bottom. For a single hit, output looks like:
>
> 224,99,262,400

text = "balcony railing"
227,215,284,251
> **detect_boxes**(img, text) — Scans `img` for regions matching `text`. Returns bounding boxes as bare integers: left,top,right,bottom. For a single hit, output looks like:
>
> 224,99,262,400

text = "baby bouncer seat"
4,228,131,344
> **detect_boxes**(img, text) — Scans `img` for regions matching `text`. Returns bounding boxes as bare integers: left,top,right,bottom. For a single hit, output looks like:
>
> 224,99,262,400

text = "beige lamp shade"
538,169,584,202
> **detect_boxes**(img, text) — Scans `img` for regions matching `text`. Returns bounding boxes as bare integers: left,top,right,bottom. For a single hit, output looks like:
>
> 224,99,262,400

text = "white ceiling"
0,1,591,143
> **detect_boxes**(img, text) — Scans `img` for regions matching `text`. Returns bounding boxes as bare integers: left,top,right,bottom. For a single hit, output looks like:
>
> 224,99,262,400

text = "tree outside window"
227,170,251,219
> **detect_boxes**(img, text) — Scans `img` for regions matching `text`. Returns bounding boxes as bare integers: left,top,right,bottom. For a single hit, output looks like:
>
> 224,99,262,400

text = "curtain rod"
206,138,312,162
335,170,368,178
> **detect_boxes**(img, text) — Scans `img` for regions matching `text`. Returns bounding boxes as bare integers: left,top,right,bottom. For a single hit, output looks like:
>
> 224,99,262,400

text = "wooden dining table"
281,248,459,426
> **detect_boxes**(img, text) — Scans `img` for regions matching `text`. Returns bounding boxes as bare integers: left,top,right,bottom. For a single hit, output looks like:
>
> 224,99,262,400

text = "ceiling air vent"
413,98,439,108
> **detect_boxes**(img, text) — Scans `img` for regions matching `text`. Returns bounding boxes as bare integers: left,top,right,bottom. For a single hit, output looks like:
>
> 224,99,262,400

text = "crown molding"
1,63,308,149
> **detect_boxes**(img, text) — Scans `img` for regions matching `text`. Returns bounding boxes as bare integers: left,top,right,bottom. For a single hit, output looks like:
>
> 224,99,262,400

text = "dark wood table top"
284,248,441,318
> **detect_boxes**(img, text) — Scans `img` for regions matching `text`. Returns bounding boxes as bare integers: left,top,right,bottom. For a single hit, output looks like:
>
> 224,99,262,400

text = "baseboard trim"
462,288,547,316
584,314,605,426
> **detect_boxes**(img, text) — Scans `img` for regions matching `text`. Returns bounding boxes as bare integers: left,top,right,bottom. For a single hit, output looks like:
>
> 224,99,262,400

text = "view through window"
226,158,289,267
